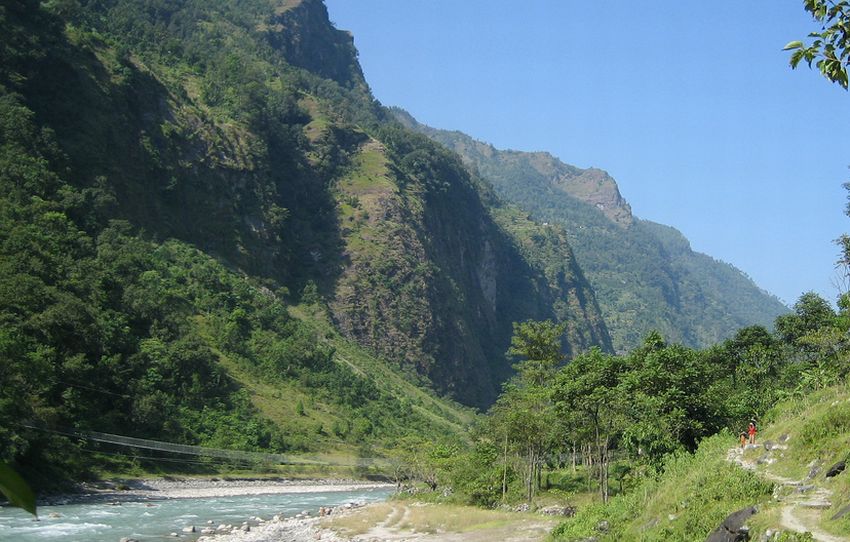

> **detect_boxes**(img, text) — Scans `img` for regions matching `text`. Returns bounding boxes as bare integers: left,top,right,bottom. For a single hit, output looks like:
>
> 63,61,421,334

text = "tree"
490,320,565,504
724,326,780,385
507,320,567,386
553,347,625,503
775,291,836,345
620,336,725,464
785,0,850,89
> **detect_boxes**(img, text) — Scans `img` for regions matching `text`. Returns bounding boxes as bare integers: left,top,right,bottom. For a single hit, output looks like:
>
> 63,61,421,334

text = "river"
0,487,392,541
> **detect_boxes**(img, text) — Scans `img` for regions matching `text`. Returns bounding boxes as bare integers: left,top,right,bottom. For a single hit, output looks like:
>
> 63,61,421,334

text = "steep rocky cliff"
321,122,612,405
264,0,366,89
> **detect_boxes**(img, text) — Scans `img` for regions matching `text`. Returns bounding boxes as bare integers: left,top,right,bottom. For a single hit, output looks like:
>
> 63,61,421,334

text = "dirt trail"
340,503,556,542
727,444,846,542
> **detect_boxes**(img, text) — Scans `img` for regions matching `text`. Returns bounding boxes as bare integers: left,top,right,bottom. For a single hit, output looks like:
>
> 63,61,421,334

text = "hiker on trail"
748,421,757,445
740,431,748,448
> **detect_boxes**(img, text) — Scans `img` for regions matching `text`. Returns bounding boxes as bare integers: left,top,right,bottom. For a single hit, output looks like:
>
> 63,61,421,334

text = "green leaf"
0,463,37,517
783,40,804,50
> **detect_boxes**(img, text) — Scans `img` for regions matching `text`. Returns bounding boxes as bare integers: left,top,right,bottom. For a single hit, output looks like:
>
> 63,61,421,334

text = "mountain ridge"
392,107,788,351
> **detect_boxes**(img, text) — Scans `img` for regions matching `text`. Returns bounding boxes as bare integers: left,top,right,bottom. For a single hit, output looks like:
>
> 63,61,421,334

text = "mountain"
393,109,789,352
0,0,612,487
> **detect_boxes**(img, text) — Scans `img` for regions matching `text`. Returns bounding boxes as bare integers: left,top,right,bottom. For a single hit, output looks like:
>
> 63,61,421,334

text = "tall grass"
552,432,772,541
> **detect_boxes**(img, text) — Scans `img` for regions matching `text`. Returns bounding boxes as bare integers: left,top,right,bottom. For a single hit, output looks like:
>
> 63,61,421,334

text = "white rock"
182,526,195,533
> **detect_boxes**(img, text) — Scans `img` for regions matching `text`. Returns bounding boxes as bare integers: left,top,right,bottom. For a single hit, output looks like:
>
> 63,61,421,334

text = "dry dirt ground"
321,501,559,542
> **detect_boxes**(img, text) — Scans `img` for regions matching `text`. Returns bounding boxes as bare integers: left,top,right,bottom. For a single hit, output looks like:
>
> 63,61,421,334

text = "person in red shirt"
748,421,757,445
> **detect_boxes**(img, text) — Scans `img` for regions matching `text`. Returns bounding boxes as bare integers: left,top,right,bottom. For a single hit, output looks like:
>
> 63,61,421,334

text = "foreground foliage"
552,434,772,541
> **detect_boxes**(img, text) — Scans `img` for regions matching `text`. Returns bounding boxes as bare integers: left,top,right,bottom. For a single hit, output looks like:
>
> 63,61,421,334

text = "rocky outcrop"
264,0,366,89
705,506,757,542
825,460,846,478
553,167,632,227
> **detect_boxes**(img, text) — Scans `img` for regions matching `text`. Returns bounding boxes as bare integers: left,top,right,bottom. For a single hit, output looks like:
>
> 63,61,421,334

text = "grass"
288,303,476,434
752,383,850,537
299,95,329,143
552,433,773,541
398,503,525,533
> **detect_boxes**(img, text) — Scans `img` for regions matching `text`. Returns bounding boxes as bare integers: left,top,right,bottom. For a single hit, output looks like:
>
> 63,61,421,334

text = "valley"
2,1,849,541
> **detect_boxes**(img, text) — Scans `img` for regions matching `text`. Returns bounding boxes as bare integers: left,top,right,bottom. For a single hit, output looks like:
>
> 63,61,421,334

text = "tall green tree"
553,347,625,503
490,320,565,504
620,334,724,463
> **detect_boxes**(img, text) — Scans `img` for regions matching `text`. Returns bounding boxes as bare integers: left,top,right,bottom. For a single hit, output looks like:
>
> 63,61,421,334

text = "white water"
0,487,391,541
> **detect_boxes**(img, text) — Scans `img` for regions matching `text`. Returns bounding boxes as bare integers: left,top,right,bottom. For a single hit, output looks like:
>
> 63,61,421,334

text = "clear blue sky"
325,0,850,307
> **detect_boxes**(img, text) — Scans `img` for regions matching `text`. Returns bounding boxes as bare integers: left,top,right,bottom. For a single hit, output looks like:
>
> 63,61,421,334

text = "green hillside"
393,108,789,352
0,0,612,490
553,383,850,541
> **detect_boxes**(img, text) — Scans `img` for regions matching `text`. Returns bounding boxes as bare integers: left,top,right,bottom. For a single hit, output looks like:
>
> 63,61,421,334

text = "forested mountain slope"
0,0,611,487
393,109,789,351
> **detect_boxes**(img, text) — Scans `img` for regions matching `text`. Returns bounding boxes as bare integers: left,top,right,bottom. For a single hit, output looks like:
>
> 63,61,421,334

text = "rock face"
705,506,757,542
264,0,367,89
327,132,612,406
551,166,633,227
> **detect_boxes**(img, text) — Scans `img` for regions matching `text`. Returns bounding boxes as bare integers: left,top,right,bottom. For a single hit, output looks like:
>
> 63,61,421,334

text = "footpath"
727,439,847,542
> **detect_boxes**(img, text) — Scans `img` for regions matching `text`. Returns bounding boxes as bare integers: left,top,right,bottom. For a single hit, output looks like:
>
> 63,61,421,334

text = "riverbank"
43,477,394,505
197,514,341,542
199,501,558,542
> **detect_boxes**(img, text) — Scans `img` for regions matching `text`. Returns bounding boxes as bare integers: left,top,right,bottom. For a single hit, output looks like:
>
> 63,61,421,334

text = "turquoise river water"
0,487,392,541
